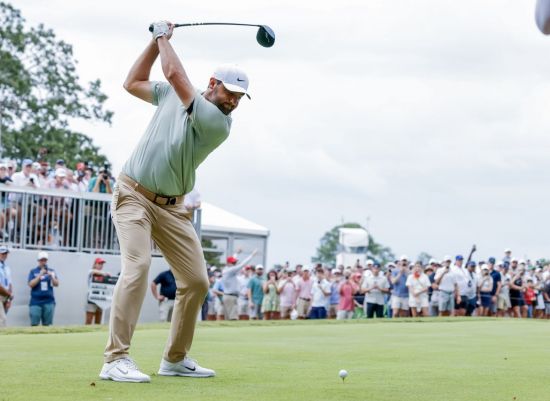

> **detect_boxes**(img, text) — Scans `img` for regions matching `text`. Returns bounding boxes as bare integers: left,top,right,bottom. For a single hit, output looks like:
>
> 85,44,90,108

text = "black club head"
257,25,275,48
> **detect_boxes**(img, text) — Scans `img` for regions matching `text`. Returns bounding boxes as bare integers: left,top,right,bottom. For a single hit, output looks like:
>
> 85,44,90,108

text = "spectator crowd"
205,249,550,321
0,158,115,195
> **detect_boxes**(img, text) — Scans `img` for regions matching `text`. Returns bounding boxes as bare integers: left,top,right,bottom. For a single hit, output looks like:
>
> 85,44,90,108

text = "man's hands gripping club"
151,21,174,41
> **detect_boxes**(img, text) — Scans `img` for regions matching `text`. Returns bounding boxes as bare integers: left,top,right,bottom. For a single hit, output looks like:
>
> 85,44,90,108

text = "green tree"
417,252,433,265
312,222,395,266
202,238,221,267
0,2,113,166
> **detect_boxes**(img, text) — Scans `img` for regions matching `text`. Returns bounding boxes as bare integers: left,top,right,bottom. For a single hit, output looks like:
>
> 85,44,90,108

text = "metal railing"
0,185,200,255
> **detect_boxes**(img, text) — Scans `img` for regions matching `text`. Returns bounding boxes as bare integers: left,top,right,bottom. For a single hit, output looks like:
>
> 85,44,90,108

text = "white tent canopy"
201,202,269,237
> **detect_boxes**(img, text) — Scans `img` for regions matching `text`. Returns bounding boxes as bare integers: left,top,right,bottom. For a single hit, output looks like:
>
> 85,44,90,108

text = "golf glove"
151,21,169,40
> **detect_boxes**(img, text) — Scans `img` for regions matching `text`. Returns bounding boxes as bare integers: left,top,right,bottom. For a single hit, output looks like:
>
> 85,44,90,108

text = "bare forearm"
157,37,195,106
124,40,159,88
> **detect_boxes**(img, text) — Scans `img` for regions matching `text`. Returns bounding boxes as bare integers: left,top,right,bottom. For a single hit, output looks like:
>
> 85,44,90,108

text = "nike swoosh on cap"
236,78,245,82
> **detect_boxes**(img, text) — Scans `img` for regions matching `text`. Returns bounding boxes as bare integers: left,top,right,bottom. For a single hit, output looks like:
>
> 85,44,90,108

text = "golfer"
100,21,250,382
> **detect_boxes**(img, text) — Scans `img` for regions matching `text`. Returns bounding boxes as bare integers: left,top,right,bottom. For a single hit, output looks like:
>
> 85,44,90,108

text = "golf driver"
148,22,276,48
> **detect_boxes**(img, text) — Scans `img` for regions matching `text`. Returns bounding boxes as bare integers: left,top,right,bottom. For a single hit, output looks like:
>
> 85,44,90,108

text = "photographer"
27,251,59,326
89,165,114,194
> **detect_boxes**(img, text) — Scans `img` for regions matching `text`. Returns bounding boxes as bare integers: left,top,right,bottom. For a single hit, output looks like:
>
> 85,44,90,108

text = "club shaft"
174,22,261,28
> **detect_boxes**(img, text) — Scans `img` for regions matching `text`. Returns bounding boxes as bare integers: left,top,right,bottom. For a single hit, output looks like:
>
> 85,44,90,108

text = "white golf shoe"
158,357,216,378
99,357,151,383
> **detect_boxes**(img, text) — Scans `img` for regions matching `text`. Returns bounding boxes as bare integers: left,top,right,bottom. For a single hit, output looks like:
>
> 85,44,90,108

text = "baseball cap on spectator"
32,162,41,170
255,264,264,270
55,168,67,178
37,251,49,261
372,262,381,269
504,248,512,253
399,255,408,261
429,259,437,265
22,159,33,167
302,265,312,272
481,264,489,271
366,260,374,266
56,159,65,166
455,255,464,261
94,257,106,264
226,256,238,264
488,257,496,264
511,258,518,263
386,262,396,268
467,261,476,267
519,259,526,265
0,246,9,254
443,255,452,262
0,164,7,170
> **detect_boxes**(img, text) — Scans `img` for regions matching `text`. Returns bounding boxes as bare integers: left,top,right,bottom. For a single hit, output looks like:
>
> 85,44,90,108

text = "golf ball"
339,369,348,379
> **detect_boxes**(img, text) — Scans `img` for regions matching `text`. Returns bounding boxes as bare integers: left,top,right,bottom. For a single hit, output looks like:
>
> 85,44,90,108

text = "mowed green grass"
1,319,549,401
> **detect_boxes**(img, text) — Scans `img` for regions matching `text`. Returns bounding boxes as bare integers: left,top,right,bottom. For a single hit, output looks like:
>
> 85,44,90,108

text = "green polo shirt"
123,81,231,196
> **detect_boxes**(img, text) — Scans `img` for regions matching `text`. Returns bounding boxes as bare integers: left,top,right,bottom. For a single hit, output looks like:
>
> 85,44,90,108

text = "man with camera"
89,165,114,194
27,251,59,326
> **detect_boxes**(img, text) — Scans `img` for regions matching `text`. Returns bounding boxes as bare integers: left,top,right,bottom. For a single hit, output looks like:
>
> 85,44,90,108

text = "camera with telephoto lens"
102,163,111,180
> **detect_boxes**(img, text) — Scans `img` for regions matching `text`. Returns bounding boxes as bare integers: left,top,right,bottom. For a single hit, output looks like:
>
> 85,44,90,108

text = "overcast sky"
13,0,550,265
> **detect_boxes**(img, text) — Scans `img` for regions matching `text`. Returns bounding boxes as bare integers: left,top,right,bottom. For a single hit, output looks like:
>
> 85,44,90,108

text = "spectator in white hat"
434,256,459,317
27,251,59,326
295,265,313,319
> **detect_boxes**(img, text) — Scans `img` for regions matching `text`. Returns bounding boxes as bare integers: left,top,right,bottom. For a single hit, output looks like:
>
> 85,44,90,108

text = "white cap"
212,64,251,99
481,264,489,271
443,255,452,262
519,259,526,265
37,251,49,261
511,258,518,263
429,259,437,265
504,248,512,253
255,264,264,270
55,168,67,178
399,255,408,261
366,259,374,266
302,265,312,272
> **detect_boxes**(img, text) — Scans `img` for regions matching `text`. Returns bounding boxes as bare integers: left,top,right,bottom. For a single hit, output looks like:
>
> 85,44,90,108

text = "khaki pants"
296,298,311,318
222,294,238,320
104,178,208,363
159,299,175,322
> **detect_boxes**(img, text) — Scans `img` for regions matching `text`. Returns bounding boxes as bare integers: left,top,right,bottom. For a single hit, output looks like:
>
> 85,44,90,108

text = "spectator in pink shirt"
295,265,313,319
337,272,357,320
277,269,297,319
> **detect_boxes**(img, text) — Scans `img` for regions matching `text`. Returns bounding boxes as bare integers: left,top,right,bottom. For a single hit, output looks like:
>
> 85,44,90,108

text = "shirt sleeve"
151,81,173,106
191,94,231,168
153,272,163,285
28,269,35,283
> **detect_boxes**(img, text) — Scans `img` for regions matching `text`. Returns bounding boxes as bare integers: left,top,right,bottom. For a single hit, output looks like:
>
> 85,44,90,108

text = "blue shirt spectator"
248,274,264,306
391,267,409,298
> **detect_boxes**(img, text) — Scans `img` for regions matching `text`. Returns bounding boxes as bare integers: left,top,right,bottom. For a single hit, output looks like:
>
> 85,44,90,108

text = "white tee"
311,279,331,307
405,273,431,297
434,267,458,293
